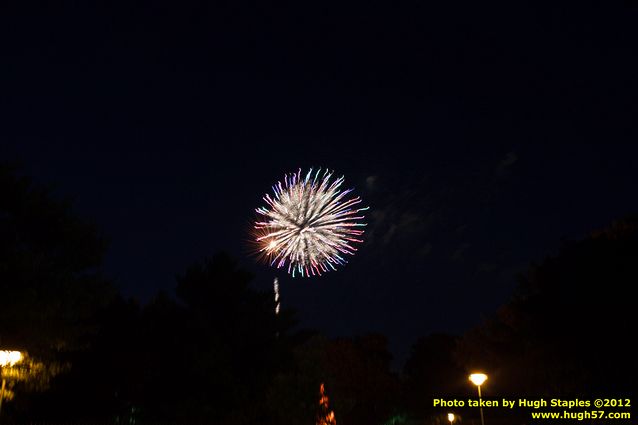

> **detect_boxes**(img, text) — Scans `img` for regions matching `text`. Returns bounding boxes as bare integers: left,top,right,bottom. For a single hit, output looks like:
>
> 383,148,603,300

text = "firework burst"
254,168,368,277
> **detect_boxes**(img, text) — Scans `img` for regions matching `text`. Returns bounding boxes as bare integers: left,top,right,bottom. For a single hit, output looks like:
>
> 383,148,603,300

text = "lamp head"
469,373,488,386
0,350,23,367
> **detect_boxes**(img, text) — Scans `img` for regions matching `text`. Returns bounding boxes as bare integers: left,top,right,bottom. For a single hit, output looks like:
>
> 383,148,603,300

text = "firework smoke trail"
273,277,280,315
255,168,368,277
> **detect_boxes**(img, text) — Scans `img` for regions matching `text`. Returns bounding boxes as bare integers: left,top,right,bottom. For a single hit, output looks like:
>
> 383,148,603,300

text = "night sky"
2,1,638,366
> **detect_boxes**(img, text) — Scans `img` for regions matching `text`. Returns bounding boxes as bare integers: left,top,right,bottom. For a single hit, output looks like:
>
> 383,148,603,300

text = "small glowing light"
0,351,23,367
469,373,488,386
447,412,455,423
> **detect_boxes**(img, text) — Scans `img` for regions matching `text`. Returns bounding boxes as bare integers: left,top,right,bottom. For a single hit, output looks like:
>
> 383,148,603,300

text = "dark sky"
2,1,638,366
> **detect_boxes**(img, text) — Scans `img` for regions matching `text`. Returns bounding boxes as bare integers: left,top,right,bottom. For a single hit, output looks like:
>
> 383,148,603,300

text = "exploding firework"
254,168,368,277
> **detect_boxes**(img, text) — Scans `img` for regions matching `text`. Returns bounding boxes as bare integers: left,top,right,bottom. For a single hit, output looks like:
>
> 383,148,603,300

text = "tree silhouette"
168,253,296,423
456,215,638,396
1,165,300,422
0,164,115,421
402,333,466,421
0,163,114,354
267,334,400,425
26,254,299,424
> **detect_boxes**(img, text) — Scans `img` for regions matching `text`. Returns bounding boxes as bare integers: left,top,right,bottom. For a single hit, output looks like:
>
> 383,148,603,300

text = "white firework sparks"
273,277,280,314
254,168,368,277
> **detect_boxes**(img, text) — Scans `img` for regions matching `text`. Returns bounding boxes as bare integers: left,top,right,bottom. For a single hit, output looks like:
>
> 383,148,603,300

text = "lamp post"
469,373,487,425
0,351,23,417
447,412,456,423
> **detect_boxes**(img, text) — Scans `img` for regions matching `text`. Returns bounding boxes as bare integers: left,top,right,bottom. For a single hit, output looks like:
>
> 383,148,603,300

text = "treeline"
1,164,635,424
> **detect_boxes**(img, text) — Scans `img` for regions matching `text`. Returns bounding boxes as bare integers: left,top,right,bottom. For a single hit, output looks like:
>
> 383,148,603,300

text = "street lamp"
469,373,487,425
0,350,23,417
447,412,456,423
